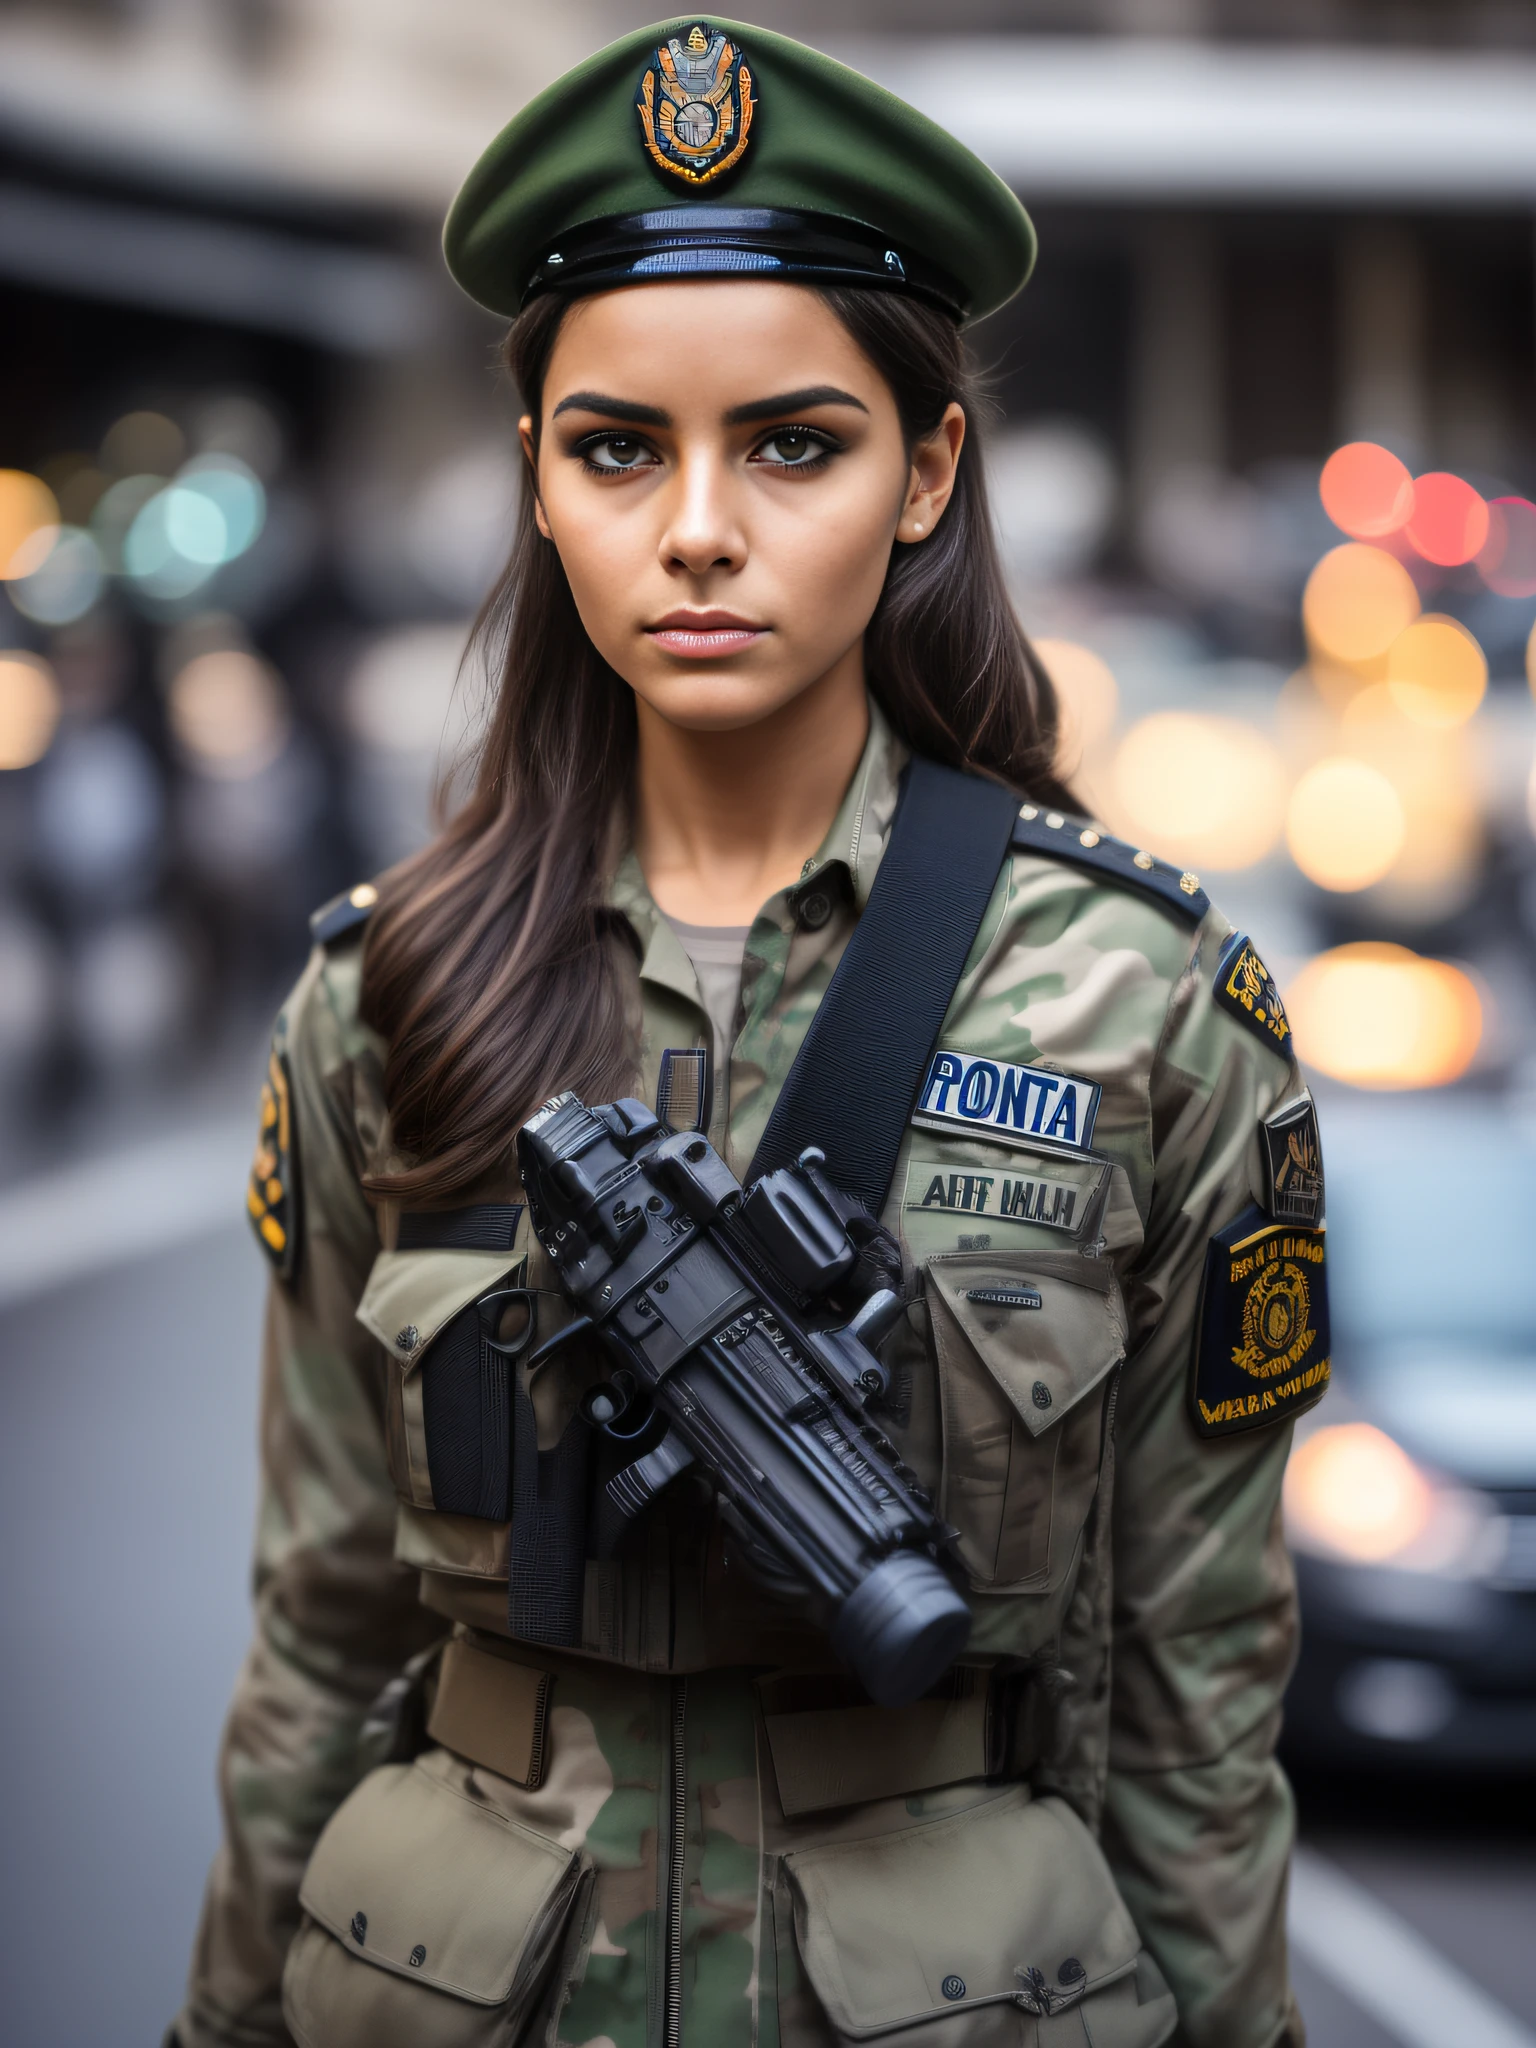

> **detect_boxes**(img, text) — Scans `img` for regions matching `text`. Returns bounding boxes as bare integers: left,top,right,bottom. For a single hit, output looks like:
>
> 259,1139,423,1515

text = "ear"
519,414,553,541
895,402,966,545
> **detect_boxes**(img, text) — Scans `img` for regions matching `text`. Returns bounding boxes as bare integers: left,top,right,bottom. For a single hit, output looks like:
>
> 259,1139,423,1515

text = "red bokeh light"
1476,497,1536,599
1405,472,1489,567
1319,442,1415,539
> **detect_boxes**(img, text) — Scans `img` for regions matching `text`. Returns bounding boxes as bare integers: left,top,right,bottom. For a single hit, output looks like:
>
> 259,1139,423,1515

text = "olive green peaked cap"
444,16,1035,325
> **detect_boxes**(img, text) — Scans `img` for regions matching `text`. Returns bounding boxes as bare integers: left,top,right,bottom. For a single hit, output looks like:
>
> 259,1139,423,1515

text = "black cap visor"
524,207,967,320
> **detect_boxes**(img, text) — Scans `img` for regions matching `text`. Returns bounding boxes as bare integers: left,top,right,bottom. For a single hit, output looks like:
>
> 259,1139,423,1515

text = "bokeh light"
0,470,61,580
1111,711,1287,870
167,650,290,778
1405,471,1489,567
1337,686,1481,909
1319,442,1414,540
100,410,184,479
1285,1423,1434,1563
7,528,105,626
1287,942,1482,1089
1286,756,1405,890
1476,496,1536,599
1385,615,1487,729
0,652,62,770
1302,543,1420,667
180,454,265,558
1037,637,1118,771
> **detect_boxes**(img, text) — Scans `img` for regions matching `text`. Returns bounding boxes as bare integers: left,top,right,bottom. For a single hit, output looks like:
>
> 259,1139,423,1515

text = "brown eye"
584,435,652,471
758,429,824,466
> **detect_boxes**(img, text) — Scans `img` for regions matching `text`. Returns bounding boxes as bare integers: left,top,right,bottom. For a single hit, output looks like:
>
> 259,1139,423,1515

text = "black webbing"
398,1203,523,1252
506,1373,589,1646
748,756,1021,1215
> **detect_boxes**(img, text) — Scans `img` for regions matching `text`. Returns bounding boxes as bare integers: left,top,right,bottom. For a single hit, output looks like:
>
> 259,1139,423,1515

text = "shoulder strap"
748,756,1021,1214
1011,804,1209,923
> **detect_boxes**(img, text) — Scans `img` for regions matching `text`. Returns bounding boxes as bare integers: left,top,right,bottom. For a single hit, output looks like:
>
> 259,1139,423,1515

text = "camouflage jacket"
180,701,1318,2048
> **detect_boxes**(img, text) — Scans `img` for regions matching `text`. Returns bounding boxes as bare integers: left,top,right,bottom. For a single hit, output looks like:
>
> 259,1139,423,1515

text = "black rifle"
517,1090,971,1707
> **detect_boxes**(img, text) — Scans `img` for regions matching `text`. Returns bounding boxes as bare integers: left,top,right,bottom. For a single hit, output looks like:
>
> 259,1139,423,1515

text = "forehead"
543,281,891,413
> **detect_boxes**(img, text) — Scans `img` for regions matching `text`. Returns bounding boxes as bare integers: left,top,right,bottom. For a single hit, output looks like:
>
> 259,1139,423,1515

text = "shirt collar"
607,694,909,974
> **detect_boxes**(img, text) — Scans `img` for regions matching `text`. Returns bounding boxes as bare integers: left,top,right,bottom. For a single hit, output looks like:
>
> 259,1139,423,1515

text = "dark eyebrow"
551,391,671,426
723,385,870,426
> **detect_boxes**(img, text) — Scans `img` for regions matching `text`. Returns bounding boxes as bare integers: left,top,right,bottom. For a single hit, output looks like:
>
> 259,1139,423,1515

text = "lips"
645,609,767,658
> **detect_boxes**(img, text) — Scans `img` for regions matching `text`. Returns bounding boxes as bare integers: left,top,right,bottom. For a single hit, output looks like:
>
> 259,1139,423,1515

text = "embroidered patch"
902,1155,1099,1234
1214,931,1291,1053
1192,1205,1330,1437
1262,1093,1324,1225
247,1042,299,1283
636,23,756,188
911,1050,1101,1154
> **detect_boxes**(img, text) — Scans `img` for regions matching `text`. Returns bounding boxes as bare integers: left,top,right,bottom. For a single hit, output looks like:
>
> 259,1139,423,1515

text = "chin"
633,667,809,734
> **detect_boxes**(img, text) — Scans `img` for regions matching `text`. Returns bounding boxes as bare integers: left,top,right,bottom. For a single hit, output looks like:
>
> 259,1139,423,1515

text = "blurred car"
1282,1096,1536,1768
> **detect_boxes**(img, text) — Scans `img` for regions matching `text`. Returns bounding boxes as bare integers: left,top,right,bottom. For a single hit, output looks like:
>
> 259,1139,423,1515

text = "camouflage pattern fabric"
179,698,1313,2048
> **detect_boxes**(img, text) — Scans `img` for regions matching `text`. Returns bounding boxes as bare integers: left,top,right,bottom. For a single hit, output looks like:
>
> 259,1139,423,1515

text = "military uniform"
180,701,1321,2048
178,19,1324,2048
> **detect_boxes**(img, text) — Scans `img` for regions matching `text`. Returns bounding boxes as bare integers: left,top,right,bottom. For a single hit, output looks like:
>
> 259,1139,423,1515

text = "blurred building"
2,0,1536,1155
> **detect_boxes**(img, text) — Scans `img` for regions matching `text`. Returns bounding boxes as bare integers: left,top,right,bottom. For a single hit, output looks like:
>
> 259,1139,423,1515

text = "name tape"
911,1048,1100,1155
903,1158,1089,1234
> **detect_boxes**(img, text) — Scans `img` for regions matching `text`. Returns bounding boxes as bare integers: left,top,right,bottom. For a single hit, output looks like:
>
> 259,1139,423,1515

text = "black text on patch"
1214,932,1291,1053
911,1049,1100,1153
1192,1204,1330,1437
903,1157,1092,1233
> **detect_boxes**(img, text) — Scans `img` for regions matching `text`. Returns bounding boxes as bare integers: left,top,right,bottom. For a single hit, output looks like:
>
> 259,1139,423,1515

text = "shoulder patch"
1214,931,1291,1054
310,882,379,949
1263,1092,1324,1225
1192,1204,1330,1437
1011,805,1209,925
247,1043,300,1284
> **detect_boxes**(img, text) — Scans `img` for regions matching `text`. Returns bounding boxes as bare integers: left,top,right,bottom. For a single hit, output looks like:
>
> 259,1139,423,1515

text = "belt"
427,1633,1039,1818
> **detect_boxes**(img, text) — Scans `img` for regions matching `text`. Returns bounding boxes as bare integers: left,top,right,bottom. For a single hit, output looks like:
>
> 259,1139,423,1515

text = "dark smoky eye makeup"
570,430,660,474
749,425,845,468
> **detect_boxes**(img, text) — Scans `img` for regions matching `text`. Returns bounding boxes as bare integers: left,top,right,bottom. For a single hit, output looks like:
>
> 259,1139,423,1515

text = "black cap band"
523,206,967,319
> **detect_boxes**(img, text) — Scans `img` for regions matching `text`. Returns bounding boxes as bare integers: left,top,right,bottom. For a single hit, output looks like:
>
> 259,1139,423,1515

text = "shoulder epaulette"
1011,804,1210,926
309,882,379,948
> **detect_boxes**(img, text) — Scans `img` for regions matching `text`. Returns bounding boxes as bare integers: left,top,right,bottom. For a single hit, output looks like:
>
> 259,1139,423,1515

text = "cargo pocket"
925,1252,1126,1591
282,1757,593,2048
780,1785,1175,2048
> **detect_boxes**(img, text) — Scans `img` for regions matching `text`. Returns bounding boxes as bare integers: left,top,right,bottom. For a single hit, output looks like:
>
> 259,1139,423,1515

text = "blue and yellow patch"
1214,931,1291,1054
636,23,756,188
1192,1205,1330,1437
247,1043,300,1284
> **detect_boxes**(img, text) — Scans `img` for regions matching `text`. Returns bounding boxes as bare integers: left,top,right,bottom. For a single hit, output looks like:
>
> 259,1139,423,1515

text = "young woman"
179,20,1325,2048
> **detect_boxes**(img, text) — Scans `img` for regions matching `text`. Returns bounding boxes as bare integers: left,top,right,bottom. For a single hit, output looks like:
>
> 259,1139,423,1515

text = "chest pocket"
358,1249,530,1515
925,1251,1126,1593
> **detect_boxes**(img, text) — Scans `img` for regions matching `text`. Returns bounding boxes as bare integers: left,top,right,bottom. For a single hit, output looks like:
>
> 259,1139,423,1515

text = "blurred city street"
4,0,1536,2042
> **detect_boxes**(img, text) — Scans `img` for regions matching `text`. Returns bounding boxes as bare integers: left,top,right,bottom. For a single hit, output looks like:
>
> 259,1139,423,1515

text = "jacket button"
1059,1957,1085,1984
409,1944,427,1967
798,890,831,930
350,1912,367,1944
941,1975,966,2001
1031,1380,1052,1410
395,1326,419,1354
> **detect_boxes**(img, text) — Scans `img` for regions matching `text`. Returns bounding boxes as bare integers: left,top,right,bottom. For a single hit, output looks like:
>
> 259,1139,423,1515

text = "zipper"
663,1676,688,2048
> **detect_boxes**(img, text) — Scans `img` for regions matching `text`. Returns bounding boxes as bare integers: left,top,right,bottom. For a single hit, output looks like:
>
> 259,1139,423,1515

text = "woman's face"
524,282,963,733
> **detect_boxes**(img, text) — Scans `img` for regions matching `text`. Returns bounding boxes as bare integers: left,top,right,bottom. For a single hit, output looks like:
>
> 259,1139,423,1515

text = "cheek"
757,477,899,619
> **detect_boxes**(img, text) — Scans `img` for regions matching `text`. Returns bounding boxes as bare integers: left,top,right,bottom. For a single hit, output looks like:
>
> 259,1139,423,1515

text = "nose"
657,444,745,577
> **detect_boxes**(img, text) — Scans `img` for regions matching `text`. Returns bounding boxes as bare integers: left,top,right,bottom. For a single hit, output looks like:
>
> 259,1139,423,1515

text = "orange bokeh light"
1319,443,1414,540
1302,543,1420,668
1288,942,1482,1089
1405,472,1489,567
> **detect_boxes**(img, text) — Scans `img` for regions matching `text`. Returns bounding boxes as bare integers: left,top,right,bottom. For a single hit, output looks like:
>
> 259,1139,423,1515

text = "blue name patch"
911,1049,1100,1154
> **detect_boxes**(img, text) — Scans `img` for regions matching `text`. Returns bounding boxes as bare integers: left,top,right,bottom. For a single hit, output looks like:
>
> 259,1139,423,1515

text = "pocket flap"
358,1248,524,1365
784,1788,1141,2038
926,1251,1127,1436
298,1761,575,2004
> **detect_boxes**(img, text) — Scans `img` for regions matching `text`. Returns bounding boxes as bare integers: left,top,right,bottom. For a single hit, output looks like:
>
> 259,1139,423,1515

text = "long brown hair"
360,284,1074,1203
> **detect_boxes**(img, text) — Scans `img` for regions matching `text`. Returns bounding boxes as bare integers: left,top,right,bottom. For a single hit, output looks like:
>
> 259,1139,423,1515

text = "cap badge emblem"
637,23,755,186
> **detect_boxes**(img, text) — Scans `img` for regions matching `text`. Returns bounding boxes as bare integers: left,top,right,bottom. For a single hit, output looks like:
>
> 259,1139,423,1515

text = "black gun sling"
750,754,1023,1214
